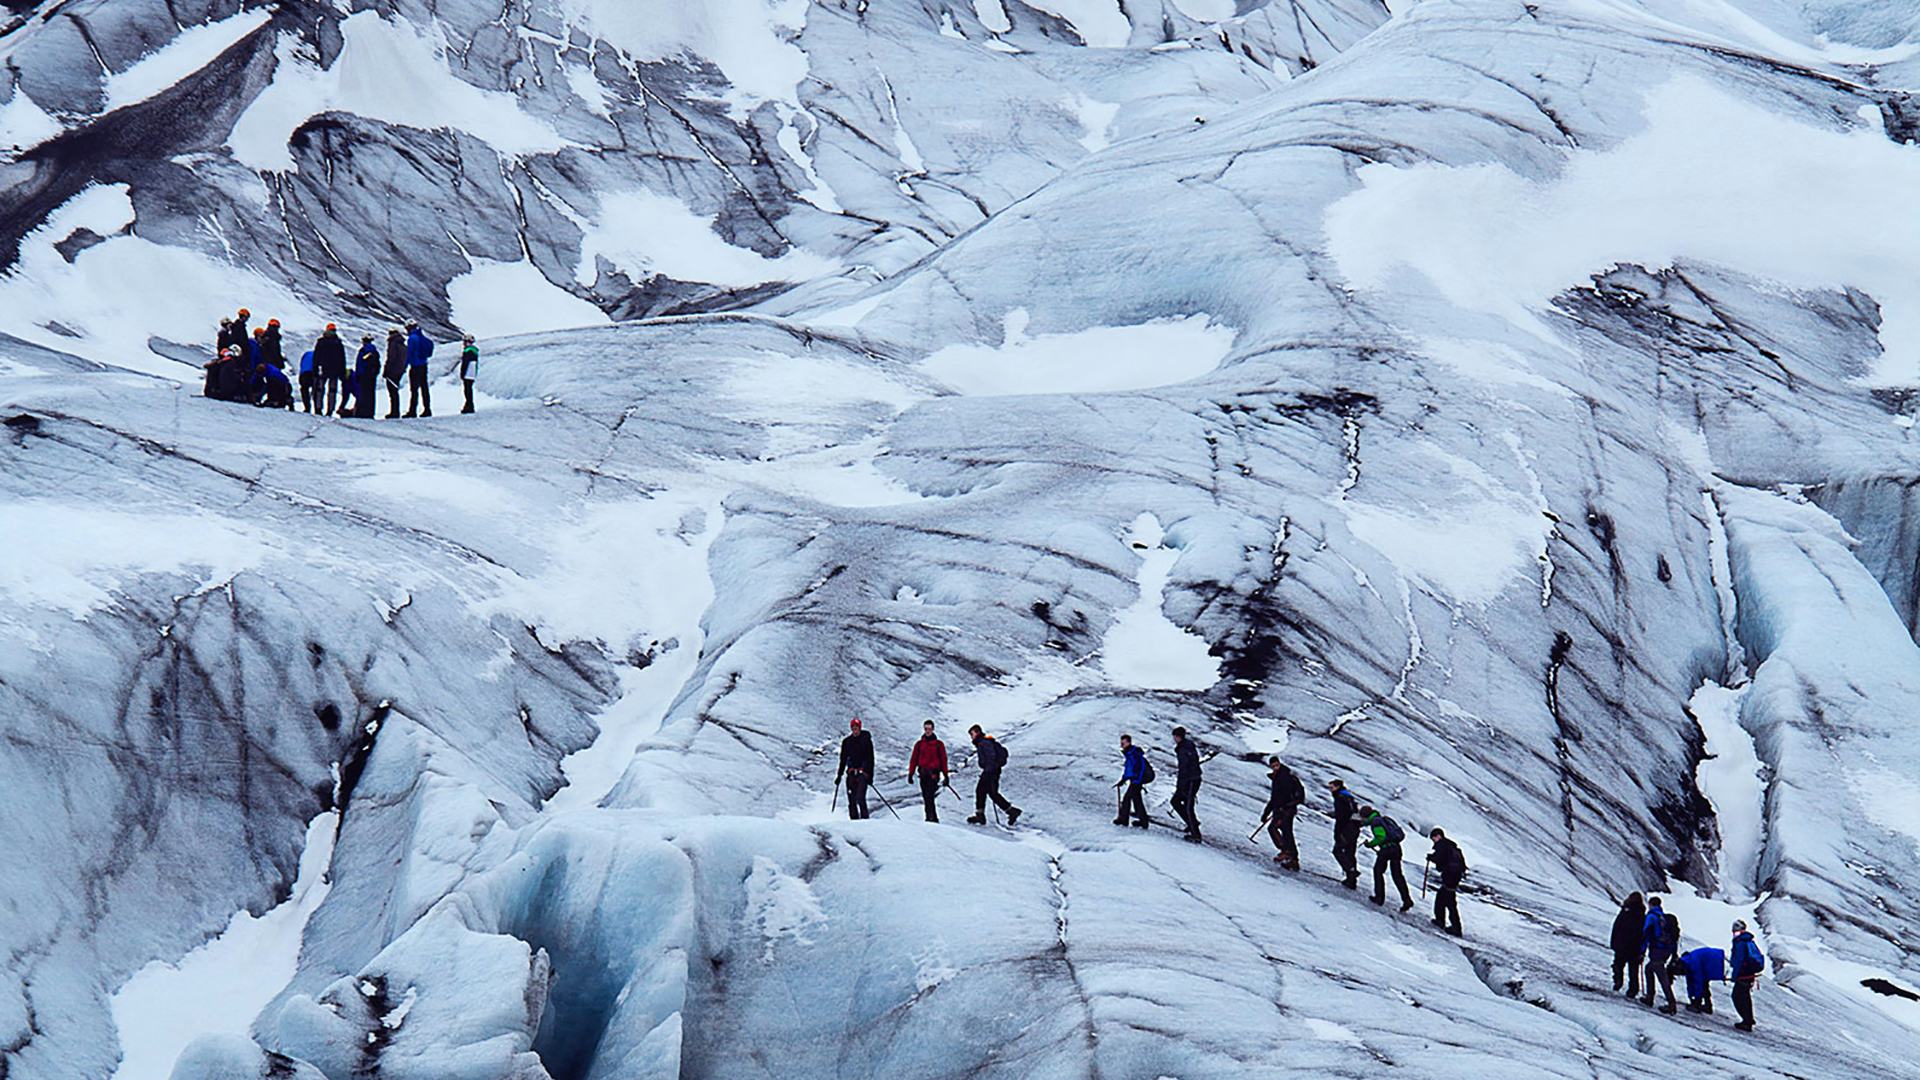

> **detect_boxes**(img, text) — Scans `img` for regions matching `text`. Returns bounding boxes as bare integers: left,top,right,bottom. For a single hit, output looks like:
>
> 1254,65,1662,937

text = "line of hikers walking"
1611,892,1768,1032
201,308,480,416
835,717,1764,1033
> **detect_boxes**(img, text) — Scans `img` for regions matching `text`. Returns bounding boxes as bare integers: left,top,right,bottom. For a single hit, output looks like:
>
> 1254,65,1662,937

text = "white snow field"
6,1,1920,1078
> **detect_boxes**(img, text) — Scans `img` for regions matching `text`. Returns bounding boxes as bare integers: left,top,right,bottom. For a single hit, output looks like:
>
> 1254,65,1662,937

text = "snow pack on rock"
5,0,1920,1077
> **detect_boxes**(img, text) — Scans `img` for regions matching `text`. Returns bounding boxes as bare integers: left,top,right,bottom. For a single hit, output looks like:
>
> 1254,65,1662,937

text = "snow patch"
0,501,275,622
0,88,62,156
447,259,611,338
1688,680,1764,900
1103,513,1220,691
1346,497,1547,606
1068,93,1120,153
922,310,1235,396
109,813,335,1080
1025,0,1132,47
102,9,273,112
575,189,835,289
1325,76,1920,384
0,184,320,374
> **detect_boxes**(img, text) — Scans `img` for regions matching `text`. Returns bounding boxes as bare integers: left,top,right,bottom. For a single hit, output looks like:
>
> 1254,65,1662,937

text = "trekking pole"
868,782,903,820
1421,860,1430,900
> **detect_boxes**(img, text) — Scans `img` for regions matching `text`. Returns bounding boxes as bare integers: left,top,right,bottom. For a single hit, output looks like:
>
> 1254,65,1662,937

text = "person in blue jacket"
1730,920,1765,1031
405,320,434,417
297,348,317,413
261,362,293,408
1679,946,1725,1012
1642,896,1679,1013
352,335,381,419
1113,734,1150,828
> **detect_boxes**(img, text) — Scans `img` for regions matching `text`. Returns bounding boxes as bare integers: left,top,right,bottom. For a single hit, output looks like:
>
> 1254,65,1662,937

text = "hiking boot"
1432,918,1448,929
1400,900,1414,913
1006,807,1022,826
1113,816,1129,826
1182,832,1202,843
1370,896,1385,906
1659,1004,1677,1015
1734,1021,1753,1032
966,814,986,825
1131,819,1149,829
1342,875,1358,890
1446,926,1463,938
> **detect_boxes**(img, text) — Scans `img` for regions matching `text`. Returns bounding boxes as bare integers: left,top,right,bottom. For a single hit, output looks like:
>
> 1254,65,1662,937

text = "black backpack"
1379,816,1405,845
1659,913,1680,951
986,739,1008,771
1281,769,1305,806
1140,756,1156,784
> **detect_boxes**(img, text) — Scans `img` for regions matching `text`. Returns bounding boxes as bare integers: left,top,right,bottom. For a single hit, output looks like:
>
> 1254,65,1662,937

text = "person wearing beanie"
458,334,478,414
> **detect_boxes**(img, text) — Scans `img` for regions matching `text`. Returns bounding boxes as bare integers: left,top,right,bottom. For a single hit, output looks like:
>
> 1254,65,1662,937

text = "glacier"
5,0,1920,1077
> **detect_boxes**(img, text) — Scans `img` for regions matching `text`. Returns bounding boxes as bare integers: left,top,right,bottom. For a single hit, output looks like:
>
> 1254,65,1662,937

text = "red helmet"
237,308,249,317
850,717,862,729
326,323,337,331
268,318,280,327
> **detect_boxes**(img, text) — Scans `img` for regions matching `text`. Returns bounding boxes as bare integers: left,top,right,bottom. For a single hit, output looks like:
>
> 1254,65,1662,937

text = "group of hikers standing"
836,717,1766,1033
201,308,480,416
1611,892,1767,1032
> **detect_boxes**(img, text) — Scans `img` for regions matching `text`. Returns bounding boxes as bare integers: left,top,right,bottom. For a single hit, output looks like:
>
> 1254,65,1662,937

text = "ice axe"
831,778,840,813
869,781,903,820
1248,813,1272,844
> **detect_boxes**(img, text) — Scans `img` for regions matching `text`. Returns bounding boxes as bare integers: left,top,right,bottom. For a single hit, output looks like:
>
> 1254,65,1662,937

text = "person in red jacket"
906,720,948,822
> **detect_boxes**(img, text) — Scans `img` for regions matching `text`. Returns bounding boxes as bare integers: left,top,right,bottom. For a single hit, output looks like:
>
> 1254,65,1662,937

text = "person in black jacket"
1171,726,1203,842
261,319,286,370
313,324,346,416
834,718,874,821
1329,778,1361,888
215,316,235,356
382,328,407,418
1425,828,1467,936
966,724,1020,826
1263,758,1305,869
352,337,381,419
1610,892,1647,997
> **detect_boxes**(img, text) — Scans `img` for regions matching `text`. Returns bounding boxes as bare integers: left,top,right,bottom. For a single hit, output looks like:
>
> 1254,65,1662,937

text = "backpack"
1281,769,1305,807
985,739,1008,771
1380,816,1405,845
1140,756,1156,785
1658,913,1680,952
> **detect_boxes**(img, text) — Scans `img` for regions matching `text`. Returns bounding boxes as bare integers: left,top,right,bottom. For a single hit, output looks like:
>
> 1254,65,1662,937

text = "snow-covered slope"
6,1,1920,1078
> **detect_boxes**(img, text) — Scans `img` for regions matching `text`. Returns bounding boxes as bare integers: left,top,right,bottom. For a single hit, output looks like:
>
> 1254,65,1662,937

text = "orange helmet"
238,308,249,317
268,318,280,327
252,327,264,336
326,323,337,331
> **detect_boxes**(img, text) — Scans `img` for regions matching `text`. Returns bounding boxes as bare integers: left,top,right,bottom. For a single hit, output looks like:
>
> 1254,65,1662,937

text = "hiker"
204,345,242,401
1642,896,1679,1013
1730,919,1765,1031
233,308,251,347
405,321,434,417
261,319,285,370
249,326,266,369
966,724,1020,826
1679,945,1725,1013
1114,733,1151,828
459,334,478,413
383,327,407,418
257,361,292,409
1261,757,1305,868
1171,726,1203,842
1360,805,1412,911
906,720,947,823
352,336,381,419
314,324,346,415
1329,778,1361,888
1425,827,1466,936
297,348,316,412
215,316,236,356
1610,892,1647,997
835,718,874,821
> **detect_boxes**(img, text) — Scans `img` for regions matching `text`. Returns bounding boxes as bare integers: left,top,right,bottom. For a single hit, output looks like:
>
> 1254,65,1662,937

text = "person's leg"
1642,957,1657,1004
1390,850,1412,908
1115,786,1129,825
1336,827,1359,886
1434,884,1450,925
1733,980,1753,1028
1659,968,1677,1010
1372,848,1389,903
387,378,401,418
1702,983,1713,1013
989,775,1014,814
848,774,867,820
463,378,475,413
1612,954,1625,992
920,775,940,821
1444,886,1462,933
1125,783,1148,825
1278,808,1297,866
